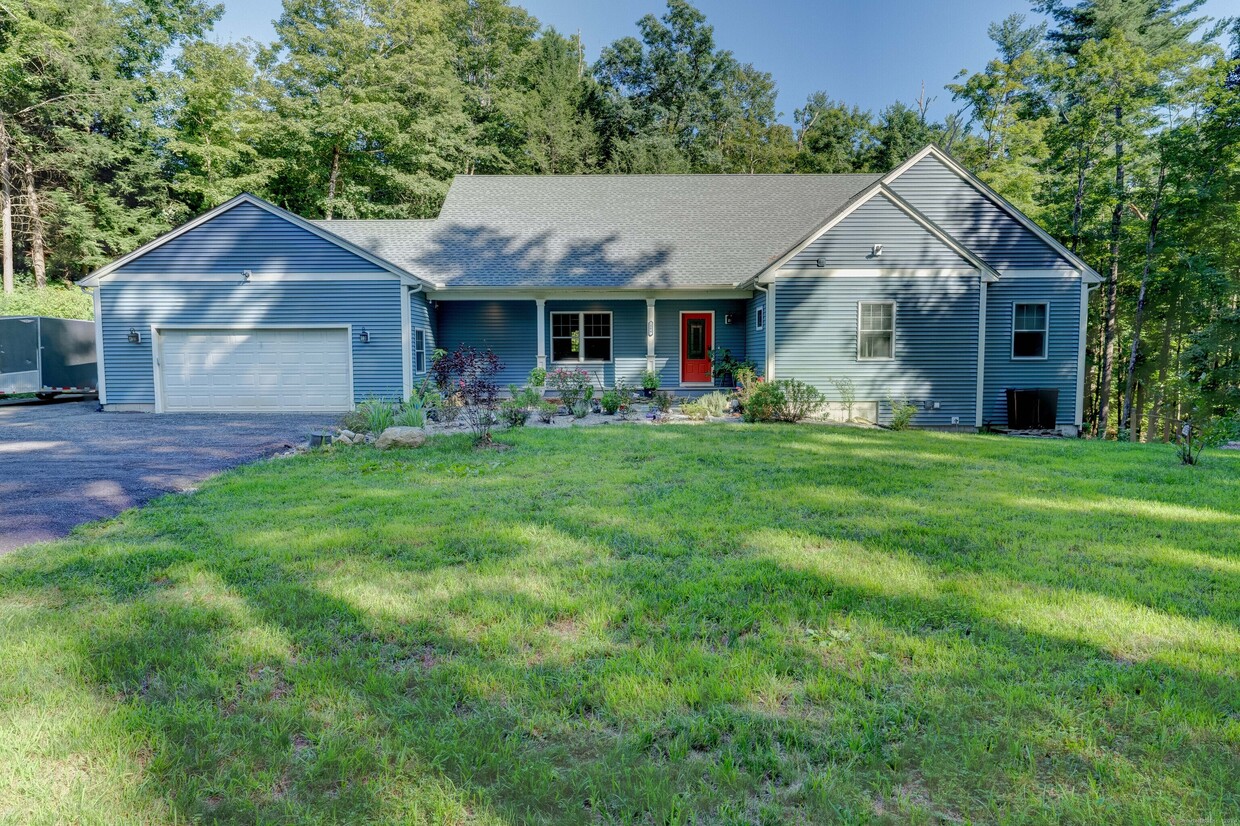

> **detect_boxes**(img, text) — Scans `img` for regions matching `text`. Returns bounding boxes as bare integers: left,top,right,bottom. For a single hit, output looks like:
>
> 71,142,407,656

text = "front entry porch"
431,295,754,392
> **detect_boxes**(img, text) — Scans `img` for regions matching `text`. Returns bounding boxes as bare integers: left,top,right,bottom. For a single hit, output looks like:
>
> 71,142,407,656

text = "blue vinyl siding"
114,202,389,276
983,277,1082,427
774,275,981,426
545,300,646,387
435,300,537,387
654,299,748,389
747,292,766,377
783,194,972,270
99,280,403,404
410,291,436,377
889,155,1074,272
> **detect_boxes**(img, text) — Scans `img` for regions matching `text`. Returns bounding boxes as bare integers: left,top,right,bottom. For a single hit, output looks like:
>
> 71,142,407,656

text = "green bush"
0,284,94,319
681,401,708,420
640,369,661,391
600,389,622,414
742,382,786,423
536,401,557,423
527,367,547,388
776,379,825,422
887,397,918,431
699,391,730,418
650,390,673,413
500,399,531,427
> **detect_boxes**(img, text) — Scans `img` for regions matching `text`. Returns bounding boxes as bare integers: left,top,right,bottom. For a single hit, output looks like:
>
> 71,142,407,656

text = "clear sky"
212,0,1240,123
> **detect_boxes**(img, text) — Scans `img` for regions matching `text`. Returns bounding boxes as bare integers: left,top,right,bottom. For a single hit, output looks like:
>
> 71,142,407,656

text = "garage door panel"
160,328,352,412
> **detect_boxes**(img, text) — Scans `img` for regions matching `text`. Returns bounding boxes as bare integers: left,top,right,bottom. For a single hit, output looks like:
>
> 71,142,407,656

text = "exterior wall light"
127,328,142,344
242,269,252,281
358,328,371,344
871,244,884,257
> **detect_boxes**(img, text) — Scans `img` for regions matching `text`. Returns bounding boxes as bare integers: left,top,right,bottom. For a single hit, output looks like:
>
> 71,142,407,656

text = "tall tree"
1037,0,1210,436
516,29,598,173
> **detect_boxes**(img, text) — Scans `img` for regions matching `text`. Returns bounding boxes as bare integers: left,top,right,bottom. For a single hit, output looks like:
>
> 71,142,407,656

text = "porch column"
646,298,656,374
535,297,547,369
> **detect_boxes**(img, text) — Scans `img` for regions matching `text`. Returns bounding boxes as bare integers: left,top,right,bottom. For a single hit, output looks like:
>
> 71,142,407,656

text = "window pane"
552,336,576,361
1014,304,1046,332
860,303,893,332
1013,331,1046,358
582,336,611,360
414,329,425,373
686,319,706,359
583,313,610,338
552,313,578,338
756,307,764,330
860,331,892,359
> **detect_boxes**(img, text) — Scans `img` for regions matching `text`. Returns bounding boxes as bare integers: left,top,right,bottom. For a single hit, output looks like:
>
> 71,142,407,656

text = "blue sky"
213,0,1240,123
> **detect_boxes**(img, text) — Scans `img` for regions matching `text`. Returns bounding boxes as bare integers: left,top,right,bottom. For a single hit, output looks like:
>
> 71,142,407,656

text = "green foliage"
775,379,825,422
698,391,730,417
830,377,857,420
548,368,594,410
887,397,919,431
640,369,661,391
535,401,558,423
742,381,786,422
681,401,708,420
2,427,1239,822
500,399,531,427
345,398,399,434
600,389,622,415
650,390,673,413
0,285,93,319
395,393,429,428
527,367,547,387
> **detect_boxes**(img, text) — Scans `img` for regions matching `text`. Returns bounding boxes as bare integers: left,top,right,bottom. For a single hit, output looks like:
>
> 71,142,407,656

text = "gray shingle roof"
315,174,879,289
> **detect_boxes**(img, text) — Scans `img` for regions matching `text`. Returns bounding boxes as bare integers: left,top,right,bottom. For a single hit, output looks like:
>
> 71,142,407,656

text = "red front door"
681,313,713,384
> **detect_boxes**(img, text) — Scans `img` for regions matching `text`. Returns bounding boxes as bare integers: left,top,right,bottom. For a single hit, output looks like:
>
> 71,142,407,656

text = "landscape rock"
375,426,427,450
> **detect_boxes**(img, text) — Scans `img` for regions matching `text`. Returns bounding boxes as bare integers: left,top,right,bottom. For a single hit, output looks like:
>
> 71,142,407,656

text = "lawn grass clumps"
0,426,1237,824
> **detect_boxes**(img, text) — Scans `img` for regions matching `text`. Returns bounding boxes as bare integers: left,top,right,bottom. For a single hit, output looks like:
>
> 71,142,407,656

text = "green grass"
1,426,1237,825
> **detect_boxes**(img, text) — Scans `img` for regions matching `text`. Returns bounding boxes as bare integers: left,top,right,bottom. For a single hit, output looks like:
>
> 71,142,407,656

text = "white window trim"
756,305,764,331
857,301,896,362
414,328,427,374
678,310,716,386
549,310,613,364
1011,301,1049,361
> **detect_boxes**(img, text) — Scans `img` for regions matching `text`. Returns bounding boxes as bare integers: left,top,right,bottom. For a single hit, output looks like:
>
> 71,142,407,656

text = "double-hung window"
756,306,765,331
414,329,427,374
1012,303,1048,359
551,311,612,362
858,302,895,360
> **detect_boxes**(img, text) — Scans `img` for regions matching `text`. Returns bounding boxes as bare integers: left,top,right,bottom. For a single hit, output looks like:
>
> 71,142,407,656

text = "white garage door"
158,328,352,412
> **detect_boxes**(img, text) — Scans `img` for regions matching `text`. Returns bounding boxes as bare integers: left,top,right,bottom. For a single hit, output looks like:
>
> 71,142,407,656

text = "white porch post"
646,298,656,374
535,297,547,370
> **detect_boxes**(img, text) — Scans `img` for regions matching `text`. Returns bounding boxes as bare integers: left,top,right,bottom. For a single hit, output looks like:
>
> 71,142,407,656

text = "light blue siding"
654,299,748,389
99,280,404,404
774,275,981,426
410,291,436,378
983,277,1081,427
783,194,972,270
115,202,389,275
889,155,1074,272
545,300,646,387
746,292,766,377
435,300,537,387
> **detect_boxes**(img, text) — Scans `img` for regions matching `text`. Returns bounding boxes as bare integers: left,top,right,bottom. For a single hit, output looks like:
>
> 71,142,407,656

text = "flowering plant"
547,368,594,410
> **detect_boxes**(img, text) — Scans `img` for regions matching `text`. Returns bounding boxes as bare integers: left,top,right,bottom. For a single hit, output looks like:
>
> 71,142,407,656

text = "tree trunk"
22,156,45,289
1146,311,1173,441
1120,165,1165,433
1095,112,1124,438
0,114,13,294
325,143,341,220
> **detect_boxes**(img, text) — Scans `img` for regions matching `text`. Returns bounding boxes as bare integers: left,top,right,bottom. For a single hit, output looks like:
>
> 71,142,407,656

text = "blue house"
79,145,1099,432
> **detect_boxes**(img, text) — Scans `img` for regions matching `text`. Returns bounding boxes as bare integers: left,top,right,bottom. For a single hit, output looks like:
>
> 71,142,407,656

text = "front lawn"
1,425,1237,824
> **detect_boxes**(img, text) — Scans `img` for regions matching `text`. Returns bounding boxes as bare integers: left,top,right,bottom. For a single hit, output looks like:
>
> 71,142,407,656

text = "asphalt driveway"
0,400,335,553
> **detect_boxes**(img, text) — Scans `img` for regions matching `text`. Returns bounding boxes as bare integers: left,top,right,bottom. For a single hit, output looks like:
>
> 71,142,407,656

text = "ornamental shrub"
742,381,786,423
887,397,918,431
776,379,825,422
431,345,504,444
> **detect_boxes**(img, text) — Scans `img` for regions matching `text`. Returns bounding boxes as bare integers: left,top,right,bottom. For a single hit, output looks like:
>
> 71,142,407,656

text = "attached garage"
156,327,353,413
79,194,434,413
